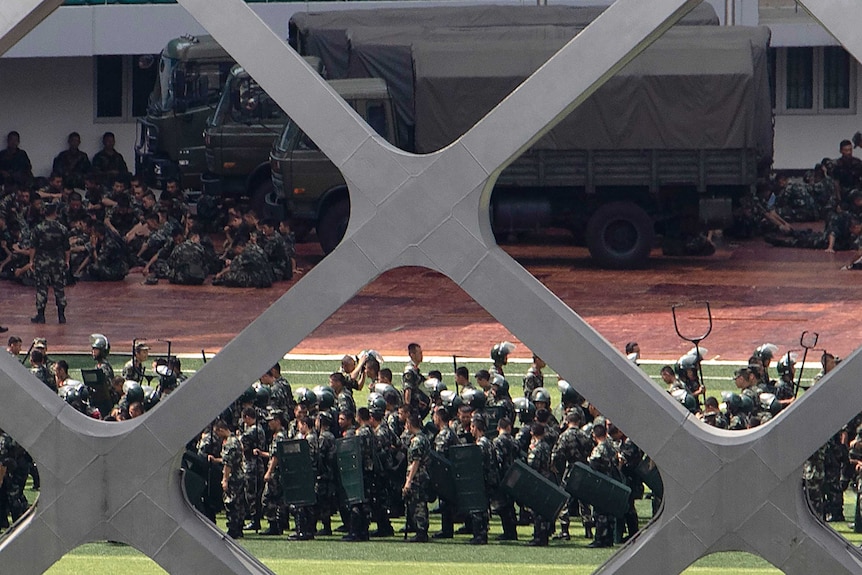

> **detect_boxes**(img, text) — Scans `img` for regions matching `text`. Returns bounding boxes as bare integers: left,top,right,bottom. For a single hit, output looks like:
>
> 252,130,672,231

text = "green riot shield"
450,444,488,513
428,449,455,503
336,436,366,504
277,439,316,506
566,461,632,518
634,457,663,499
80,369,113,417
501,459,569,521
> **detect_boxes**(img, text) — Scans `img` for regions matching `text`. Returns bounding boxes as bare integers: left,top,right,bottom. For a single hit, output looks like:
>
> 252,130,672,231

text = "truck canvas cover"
290,4,771,161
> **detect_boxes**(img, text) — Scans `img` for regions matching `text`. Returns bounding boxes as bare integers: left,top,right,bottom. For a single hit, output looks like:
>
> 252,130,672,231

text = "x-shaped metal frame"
1,0,862,573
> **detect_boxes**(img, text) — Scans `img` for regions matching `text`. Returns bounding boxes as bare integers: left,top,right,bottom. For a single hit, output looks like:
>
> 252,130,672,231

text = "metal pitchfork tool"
672,301,713,407
794,331,819,398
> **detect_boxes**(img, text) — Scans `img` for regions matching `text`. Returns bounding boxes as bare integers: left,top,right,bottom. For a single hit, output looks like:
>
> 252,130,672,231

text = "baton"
21,339,35,365
453,355,458,395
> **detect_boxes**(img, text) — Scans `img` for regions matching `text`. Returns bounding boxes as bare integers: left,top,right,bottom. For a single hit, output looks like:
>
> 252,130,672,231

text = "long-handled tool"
672,301,713,407
794,331,818,398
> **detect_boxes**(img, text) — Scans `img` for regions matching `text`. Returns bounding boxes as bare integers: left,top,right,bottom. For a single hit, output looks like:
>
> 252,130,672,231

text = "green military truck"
271,5,773,268
200,59,322,217
135,35,233,190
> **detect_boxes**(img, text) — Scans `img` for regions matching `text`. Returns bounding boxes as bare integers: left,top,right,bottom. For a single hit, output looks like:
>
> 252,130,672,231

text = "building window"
771,46,856,115
94,54,158,122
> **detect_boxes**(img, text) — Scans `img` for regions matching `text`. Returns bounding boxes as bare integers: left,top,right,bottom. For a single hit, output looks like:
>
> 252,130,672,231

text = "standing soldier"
492,417,521,541
587,423,622,548
432,406,458,539
369,401,398,537
490,341,515,379
344,407,375,542
240,407,266,532
403,414,431,542
258,409,288,535
526,424,554,546
523,355,546,397
28,348,55,393
551,410,593,540
469,416,499,545
122,342,149,383
29,202,69,324
209,420,246,539
314,411,337,536
90,334,114,382
609,423,643,543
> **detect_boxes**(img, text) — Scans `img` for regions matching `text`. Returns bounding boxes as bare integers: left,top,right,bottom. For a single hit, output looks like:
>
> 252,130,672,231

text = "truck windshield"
225,75,287,126
149,54,178,113
150,54,226,115
276,120,319,153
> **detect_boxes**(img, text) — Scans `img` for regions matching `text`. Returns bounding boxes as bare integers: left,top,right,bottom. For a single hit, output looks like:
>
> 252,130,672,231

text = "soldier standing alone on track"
29,203,69,324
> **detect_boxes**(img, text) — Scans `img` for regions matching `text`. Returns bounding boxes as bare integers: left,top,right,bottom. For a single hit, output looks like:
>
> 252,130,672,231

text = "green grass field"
15,355,839,574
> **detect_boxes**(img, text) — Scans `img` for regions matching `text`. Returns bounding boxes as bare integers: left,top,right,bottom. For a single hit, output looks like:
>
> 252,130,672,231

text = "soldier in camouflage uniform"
469,416,499,545
290,416,317,540
260,365,295,418
330,372,356,417
775,175,819,222
166,228,208,285
551,410,593,540
314,411,337,536
0,430,30,524
28,348,55,393
492,417,521,540
403,414,431,542
239,407,267,532
527,423,554,546
587,422,621,548
369,403,398,537
121,342,149,383
90,334,115,382
210,420,246,539
80,221,129,282
804,443,827,520
700,396,729,429
523,355,545,397
212,236,273,288
432,406,458,539
344,408,375,541
259,218,292,281
28,202,69,324
609,423,643,543
258,409,288,535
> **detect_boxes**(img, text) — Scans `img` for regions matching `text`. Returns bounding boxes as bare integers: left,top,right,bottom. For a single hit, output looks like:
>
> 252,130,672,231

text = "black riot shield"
336,436,366,504
428,449,455,503
566,461,632,518
181,449,222,514
80,369,113,417
634,457,663,499
450,444,488,513
501,459,569,522
277,439,316,506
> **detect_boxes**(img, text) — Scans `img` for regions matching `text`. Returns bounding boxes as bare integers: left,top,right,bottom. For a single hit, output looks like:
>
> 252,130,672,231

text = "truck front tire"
317,197,351,254
586,202,654,269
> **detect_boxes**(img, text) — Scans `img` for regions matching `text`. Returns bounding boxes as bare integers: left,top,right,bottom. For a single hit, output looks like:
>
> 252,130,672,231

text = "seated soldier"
212,234,273,288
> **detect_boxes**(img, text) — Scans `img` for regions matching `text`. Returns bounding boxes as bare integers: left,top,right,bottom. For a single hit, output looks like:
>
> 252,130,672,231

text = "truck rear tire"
317,197,351,254
586,202,654,269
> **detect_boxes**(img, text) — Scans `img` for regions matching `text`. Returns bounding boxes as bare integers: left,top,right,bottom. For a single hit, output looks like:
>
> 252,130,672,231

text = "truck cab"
135,35,232,190
270,78,396,252
200,59,322,217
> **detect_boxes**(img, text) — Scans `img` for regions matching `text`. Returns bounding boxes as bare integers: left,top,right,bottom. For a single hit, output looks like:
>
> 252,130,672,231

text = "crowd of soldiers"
0,130,299,324
735,137,862,269
3,333,859,545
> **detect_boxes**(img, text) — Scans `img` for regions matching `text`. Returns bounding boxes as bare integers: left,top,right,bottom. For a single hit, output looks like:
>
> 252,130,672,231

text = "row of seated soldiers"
0,173,296,288
191,344,650,547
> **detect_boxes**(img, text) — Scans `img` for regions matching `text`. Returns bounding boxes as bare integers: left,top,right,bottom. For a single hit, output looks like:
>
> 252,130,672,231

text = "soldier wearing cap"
313,411,337,536
258,408,288,535
122,341,149,383
31,338,54,371
28,201,69,324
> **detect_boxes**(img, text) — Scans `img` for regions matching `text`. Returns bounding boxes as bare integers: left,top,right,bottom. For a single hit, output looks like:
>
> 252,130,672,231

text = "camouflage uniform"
167,239,208,285
471,435,500,543
221,434,246,538
616,437,644,542
347,424,376,540
527,439,554,544
260,232,292,281
314,427,337,534
523,366,543,396
240,419,267,528
94,359,115,383
701,411,729,429
213,243,273,288
433,425,458,536
804,444,827,519
777,181,818,222
86,229,129,281
336,389,356,418
588,437,621,547
30,217,69,314
0,432,30,523
121,359,145,383
823,434,847,521
269,377,295,418
372,422,400,535
551,425,593,537
405,430,431,537
262,428,288,529
492,429,521,539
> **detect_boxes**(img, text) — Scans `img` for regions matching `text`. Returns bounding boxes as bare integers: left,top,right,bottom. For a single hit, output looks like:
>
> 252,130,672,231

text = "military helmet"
753,343,778,362
721,391,742,413
239,386,256,405
513,397,536,424
124,382,145,405
402,367,422,388
368,395,387,418
439,390,462,417
490,374,509,395
90,333,110,354
424,377,447,397
670,388,698,414
490,341,516,363
265,407,284,422
254,385,271,408
461,388,486,411
531,387,551,405
557,380,582,406
312,385,335,410
776,352,797,376
294,387,318,407
759,392,783,416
